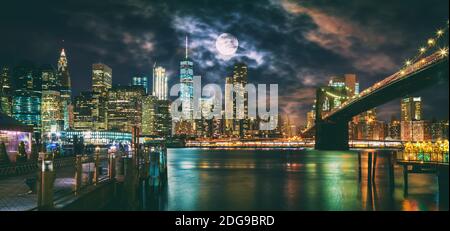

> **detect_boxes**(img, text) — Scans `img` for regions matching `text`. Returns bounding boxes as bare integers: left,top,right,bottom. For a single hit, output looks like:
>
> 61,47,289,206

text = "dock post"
74,155,82,195
389,151,395,191
403,165,409,197
37,155,55,210
109,154,116,180
93,151,100,185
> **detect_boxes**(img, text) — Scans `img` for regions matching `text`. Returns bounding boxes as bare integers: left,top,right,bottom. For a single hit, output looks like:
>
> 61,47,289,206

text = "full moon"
215,33,239,56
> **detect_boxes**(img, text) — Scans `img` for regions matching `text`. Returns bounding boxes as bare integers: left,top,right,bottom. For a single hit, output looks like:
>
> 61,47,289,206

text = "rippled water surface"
147,148,441,211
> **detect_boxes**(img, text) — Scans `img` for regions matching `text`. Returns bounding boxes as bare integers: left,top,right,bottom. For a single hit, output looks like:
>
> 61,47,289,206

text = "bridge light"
427,38,435,46
405,60,412,66
400,70,406,75
419,47,426,53
437,29,444,37
440,47,449,57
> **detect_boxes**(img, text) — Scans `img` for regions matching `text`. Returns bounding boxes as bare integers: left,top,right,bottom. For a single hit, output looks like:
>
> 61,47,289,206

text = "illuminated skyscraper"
132,76,149,95
41,90,64,140
153,65,168,100
92,63,112,130
57,49,71,93
230,63,249,138
401,97,422,121
142,96,158,136
388,116,401,140
73,91,94,131
41,64,59,91
0,66,12,116
12,90,41,136
306,110,316,129
224,76,234,136
142,96,172,137
11,63,42,137
57,49,72,130
107,85,144,132
180,36,194,120
401,96,425,141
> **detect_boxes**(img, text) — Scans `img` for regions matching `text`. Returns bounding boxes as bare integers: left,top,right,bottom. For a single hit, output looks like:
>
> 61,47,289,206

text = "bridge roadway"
303,51,448,138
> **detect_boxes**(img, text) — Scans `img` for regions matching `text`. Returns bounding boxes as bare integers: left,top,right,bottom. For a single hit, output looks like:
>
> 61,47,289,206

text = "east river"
141,148,441,211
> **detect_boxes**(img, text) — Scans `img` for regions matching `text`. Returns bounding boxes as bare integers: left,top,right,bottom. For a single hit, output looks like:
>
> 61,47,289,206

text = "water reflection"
142,148,441,211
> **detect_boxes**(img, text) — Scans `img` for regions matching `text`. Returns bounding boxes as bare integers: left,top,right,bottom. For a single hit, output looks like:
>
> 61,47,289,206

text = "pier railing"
0,145,168,211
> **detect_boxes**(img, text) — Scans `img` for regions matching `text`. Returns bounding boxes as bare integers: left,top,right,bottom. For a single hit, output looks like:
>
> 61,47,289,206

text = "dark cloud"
0,0,448,125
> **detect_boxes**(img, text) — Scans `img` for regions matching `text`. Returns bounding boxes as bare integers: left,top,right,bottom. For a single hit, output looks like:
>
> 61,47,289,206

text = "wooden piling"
367,152,373,186
372,152,378,183
403,165,409,197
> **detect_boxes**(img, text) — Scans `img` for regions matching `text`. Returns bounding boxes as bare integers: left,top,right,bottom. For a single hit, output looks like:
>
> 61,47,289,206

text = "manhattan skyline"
1,0,449,126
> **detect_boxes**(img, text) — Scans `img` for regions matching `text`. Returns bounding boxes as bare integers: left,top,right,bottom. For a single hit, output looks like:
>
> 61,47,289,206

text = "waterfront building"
107,85,144,133
431,120,449,141
388,116,401,140
61,130,132,146
92,63,112,130
0,113,33,158
401,120,432,141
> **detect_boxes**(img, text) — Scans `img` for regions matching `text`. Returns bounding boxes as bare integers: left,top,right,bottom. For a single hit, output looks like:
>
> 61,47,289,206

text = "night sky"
1,0,448,125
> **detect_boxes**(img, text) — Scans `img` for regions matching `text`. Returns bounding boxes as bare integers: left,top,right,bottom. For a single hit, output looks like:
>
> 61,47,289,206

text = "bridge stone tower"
314,88,349,150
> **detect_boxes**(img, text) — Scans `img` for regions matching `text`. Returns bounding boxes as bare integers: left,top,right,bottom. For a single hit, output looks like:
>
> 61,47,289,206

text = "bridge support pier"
315,120,349,150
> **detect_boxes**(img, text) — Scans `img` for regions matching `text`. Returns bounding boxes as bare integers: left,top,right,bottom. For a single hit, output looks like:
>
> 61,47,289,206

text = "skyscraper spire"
185,35,188,59
60,48,66,57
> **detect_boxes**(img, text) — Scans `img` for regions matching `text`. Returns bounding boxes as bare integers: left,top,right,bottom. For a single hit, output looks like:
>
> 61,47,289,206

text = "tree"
0,142,10,165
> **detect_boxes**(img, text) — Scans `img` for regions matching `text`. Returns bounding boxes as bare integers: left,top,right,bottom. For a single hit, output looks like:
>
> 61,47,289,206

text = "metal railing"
0,146,168,211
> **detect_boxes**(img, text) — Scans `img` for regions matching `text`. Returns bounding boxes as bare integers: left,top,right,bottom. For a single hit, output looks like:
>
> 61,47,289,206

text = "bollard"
108,154,116,180
74,155,82,195
93,152,100,185
144,148,150,179
38,157,55,210
124,157,138,209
